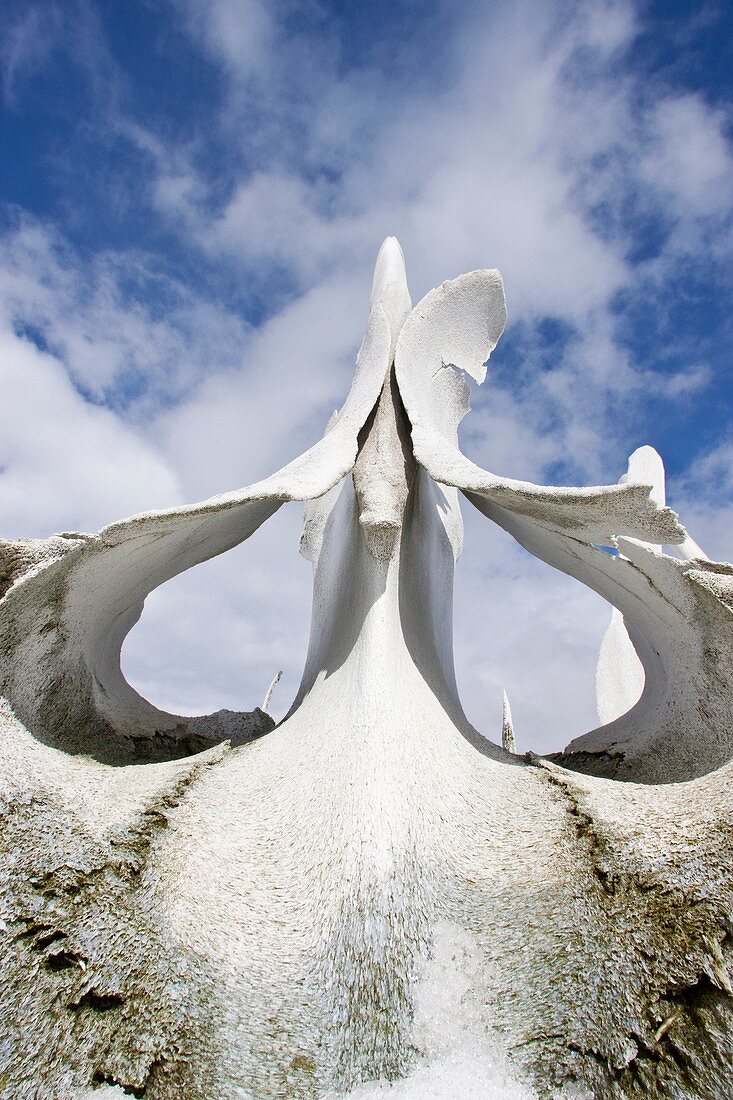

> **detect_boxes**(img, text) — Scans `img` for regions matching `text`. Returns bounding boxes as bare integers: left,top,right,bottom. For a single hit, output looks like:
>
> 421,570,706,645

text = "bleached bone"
501,688,516,753
2,241,733,1100
595,445,710,729
262,670,283,713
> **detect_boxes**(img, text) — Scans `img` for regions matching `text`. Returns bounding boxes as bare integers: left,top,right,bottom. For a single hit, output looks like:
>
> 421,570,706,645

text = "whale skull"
1,239,733,1098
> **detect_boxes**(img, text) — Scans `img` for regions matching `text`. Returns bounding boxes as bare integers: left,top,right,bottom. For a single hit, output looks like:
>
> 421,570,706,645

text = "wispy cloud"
0,2,64,104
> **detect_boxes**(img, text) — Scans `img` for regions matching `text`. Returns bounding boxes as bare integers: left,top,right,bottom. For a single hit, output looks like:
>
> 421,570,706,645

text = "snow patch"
334,922,592,1100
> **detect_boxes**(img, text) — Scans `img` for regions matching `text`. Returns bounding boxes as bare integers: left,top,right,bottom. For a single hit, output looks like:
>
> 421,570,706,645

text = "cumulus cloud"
0,328,181,536
669,437,733,564
0,215,253,413
179,0,276,77
640,94,733,220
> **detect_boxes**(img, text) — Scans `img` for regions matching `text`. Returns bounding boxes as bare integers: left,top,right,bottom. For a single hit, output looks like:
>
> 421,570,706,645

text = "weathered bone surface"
2,239,733,1099
594,445,710,729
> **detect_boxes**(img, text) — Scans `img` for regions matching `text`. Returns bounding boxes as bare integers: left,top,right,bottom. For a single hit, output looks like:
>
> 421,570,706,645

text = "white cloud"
121,504,312,722
154,270,368,495
640,94,733,219
180,0,276,77
0,328,181,537
182,0,637,321
0,216,253,413
669,438,733,564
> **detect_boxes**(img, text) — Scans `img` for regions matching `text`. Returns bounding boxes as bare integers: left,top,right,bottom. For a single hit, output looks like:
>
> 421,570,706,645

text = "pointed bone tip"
629,443,663,464
371,236,407,306
623,444,666,507
501,689,516,753
378,235,403,257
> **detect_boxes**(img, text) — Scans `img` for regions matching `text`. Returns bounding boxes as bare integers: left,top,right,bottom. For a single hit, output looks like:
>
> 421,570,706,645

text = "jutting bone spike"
2,240,733,1099
262,670,283,714
502,688,516,753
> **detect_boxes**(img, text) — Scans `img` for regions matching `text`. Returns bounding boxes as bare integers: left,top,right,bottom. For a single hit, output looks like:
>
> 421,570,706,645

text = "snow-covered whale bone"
501,688,516,753
393,264,705,780
619,443,707,559
595,444,709,726
594,445,669,727
394,268,685,546
0,249,401,766
369,235,412,349
352,369,417,563
0,498,292,764
465,480,733,782
595,604,645,727
4,239,733,1099
351,238,416,562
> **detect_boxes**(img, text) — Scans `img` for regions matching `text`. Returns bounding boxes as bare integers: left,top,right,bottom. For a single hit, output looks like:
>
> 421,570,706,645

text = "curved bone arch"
2,239,733,1099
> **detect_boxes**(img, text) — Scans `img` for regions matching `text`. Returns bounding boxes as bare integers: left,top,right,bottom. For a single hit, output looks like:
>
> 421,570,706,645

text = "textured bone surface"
2,240,733,1100
594,445,710,728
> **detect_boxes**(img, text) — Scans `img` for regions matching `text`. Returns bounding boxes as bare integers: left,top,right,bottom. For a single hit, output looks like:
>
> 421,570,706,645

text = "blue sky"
2,0,733,752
